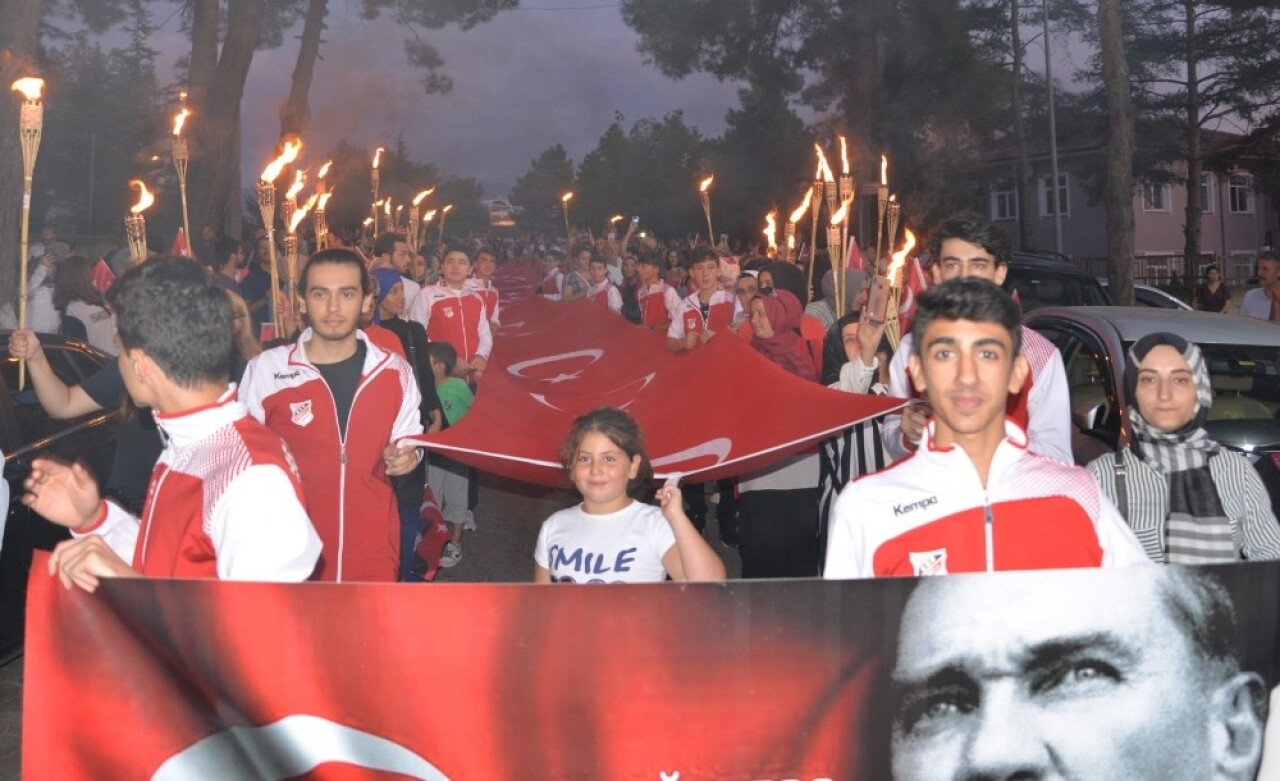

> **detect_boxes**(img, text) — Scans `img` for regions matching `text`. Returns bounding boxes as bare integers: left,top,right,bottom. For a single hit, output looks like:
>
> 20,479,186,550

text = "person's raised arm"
657,483,726,581
7,330,103,419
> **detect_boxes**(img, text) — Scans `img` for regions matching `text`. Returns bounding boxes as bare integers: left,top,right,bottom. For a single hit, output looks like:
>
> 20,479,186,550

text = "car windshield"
1124,341,1280,452
1008,270,1111,312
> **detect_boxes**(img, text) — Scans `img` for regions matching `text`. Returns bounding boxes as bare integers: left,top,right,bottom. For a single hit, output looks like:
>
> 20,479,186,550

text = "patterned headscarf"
1124,331,1232,562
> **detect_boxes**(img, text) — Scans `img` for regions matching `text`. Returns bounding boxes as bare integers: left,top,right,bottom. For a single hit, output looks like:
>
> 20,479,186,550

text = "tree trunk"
279,0,328,139
0,0,41,308
1098,0,1135,306
1181,0,1202,271
1010,0,1035,250
187,0,265,237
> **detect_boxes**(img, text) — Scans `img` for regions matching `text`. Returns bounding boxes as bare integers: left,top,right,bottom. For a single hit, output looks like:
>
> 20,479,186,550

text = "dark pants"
398,502,422,582
738,488,821,578
681,482,707,533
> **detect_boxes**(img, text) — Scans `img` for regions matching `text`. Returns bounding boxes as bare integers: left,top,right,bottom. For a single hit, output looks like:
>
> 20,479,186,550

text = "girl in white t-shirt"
534,407,726,584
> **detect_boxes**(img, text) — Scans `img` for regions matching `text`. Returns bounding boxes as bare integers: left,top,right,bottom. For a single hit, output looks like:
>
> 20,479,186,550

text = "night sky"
221,3,745,198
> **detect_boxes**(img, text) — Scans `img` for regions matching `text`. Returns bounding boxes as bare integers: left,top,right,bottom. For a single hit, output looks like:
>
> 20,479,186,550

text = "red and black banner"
24,560,1280,780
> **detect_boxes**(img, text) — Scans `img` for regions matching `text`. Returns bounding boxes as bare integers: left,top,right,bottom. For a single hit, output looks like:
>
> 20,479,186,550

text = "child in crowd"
667,247,741,353
586,256,623,314
411,246,492,382
465,247,501,328
533,407,725,584
427,341,475,568
635,252,681,331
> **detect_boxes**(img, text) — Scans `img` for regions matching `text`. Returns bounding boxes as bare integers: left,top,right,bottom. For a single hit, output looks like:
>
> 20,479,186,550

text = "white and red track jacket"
587,280,623,313
239,330,423,582
78,387,322,581
667,289,742,341
637,281,681,329
882,326,1072,464
465,276,501,328
408,283,493,363
823,420,1147,579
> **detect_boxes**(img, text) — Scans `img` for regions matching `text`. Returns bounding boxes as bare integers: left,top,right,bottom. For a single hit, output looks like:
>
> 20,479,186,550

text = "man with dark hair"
23,257,321,590
881,211,1072,464
372,231,420,320
240,235,279,334
888,565,1267,780
240,249,424,582
824,278,1144,578
210,236,244,295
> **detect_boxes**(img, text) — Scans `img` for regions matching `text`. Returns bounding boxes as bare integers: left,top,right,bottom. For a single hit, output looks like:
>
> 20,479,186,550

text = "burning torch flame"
442,204,453,214
424,209,437,222
699,175,714,193
11,78,43,100
317,160,333,180
317,192,333,210
172,108,191,137
384,199,392,216
179,90,188,102
129,180,154,214
609,215,624,224
372,147,384,169
362,217,373,227
789,187,814,224
881,155,888,186
887,228,917,281
840,136,849,175
815,145,834,183
561,192,573,204
830,196,852,227
763,211,778,252
413,188,435,206
289,195,317,233
260,140,302,183
285,170,306,200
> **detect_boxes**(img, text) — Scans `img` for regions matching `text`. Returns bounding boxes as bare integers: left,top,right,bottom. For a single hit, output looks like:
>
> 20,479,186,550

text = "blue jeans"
398,502,423,582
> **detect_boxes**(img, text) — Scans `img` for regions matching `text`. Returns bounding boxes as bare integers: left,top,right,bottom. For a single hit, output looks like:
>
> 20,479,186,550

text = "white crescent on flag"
151,714,450,781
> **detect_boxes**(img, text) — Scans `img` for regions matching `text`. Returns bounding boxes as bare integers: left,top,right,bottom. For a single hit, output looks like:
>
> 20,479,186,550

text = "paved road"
0,476,741,777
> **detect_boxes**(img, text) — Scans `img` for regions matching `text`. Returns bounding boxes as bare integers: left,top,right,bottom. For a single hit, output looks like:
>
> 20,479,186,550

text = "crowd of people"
6,207,1280,595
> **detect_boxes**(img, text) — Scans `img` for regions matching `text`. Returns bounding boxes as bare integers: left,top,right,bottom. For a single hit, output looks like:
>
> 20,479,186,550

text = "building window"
1142,182,1171,212
990,183,1018,221
1039,173,1069,217
1200,173,1214,214
1229,174,1253,214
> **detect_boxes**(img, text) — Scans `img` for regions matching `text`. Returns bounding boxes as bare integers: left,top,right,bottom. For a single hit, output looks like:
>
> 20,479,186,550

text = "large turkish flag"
24,555,890,780
405,262,905,486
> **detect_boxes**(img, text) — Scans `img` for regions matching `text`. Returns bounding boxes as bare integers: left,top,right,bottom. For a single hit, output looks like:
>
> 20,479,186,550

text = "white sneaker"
440,542,462,568
464,510,477,532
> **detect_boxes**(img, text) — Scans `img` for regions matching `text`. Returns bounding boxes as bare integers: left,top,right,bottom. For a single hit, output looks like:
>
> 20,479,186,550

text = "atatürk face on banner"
889,568,1266,781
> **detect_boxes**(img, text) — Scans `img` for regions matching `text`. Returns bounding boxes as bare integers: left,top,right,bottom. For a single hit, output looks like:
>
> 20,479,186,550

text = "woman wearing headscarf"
734,288,822,577
371,266,445,580
805,268,867,332
1087,332,1280,563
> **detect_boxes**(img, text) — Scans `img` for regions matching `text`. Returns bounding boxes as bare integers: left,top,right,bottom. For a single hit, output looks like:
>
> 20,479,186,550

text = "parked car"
1099,280,1194,310
1003,252,1112,312
0,332,117,663
1024,307,1279,474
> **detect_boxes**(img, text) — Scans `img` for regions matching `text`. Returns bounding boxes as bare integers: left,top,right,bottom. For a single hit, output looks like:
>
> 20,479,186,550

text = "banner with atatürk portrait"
24,559,1280,780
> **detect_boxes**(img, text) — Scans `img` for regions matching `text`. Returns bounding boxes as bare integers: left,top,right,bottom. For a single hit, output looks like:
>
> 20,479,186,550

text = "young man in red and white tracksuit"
635,251,681,331
409,246,492,380
667,247,742,352
241,250,423,583
586,256,623,314
824,278,1146,579
464,246,501,328
26,258,322,592
881,212,1073,464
